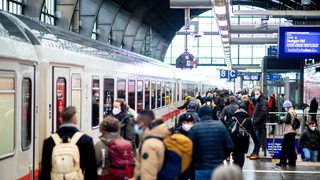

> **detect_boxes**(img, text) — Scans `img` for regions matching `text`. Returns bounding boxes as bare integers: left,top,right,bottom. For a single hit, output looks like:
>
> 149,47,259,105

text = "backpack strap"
233,117,247,127
51,133,61,145
71,132,84,144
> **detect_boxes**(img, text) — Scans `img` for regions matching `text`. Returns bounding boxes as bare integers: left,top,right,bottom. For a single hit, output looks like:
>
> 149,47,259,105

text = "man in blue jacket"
188,105,234,179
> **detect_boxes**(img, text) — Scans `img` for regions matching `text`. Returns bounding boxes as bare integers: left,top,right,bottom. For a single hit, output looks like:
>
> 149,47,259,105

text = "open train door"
52,67,69,132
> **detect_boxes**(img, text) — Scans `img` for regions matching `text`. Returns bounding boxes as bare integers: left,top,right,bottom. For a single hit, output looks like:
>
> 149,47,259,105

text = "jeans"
253,129,263,155
303,148,318,162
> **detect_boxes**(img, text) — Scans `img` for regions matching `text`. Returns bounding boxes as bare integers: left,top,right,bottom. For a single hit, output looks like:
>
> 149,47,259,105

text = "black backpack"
228,117,250,139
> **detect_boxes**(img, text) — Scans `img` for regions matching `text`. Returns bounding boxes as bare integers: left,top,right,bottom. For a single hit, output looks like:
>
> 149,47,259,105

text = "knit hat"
180,113,194,122
198,105,213,118
283,100,292,108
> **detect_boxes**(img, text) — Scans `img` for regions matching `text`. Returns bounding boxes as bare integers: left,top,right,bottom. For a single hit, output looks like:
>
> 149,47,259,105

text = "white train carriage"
0,11,212,180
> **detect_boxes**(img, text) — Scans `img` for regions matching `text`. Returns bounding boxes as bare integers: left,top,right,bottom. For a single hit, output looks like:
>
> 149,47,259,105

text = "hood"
142,120,170,139
233,108,250,119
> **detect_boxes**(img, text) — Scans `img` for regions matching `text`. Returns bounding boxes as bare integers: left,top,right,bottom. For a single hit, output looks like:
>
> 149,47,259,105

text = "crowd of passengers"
39,88,320,180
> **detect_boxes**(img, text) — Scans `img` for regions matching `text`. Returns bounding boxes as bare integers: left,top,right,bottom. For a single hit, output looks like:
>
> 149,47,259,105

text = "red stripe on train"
162,109,185,121
18,169,39,180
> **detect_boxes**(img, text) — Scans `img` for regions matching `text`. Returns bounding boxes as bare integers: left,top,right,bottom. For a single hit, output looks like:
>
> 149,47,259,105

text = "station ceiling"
23,0,320,61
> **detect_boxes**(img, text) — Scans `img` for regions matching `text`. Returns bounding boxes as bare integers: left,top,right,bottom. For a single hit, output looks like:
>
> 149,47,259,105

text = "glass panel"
151,81,156,109
165,82,171,105
92,78,100,127
103,78,114,117
128,80,136,110
21,78,32,151
56,78,66,129
117,79,126,100
144,80,150,110
161,82,165,106
72,75,81,128
0,75,15,157
156,81,161,108
0,77,14,90
137,80,143,112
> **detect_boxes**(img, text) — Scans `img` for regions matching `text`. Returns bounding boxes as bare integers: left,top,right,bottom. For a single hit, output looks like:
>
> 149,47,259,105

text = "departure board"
278,26,320,58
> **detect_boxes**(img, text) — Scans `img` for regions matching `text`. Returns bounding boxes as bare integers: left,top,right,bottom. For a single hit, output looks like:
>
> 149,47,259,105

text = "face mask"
182,124,193,132
254,95,259,100
112,107,121,115
310,127,316,131
134,124,144,135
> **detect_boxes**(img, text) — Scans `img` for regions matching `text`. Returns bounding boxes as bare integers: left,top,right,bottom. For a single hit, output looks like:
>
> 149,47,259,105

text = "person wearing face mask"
112,99,136,156
176,113,194,136
276,100,298,166
131,110,171,180
299,120,320,162
247,90,268,160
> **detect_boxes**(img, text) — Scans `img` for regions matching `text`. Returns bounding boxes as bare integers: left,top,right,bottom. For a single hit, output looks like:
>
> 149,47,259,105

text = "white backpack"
51,132,84,180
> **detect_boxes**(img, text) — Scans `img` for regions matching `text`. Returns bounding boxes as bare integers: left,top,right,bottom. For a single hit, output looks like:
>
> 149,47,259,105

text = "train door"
52,67,69,132
17,65,36,179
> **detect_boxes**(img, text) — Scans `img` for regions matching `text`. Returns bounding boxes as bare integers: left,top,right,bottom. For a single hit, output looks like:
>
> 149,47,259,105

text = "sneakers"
249,154,260,160
246,153,254,158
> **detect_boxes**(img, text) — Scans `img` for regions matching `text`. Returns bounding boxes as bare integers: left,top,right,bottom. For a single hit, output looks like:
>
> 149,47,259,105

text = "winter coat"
231,109,259,154
219,101,239,127
252,95,268,129
283,107,298,135
132,120,170,180
309,99,319,113
188,115,234,170
299,127,320,151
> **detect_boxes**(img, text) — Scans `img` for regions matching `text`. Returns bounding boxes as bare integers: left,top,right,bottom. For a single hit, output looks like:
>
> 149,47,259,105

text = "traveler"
309,97,318,123
299,120,320,162
210,164,243,180
219,96,239,127
276,101,298,166
268,93,277,134
177,100,199,127
247,90,268,160
40,106,98,180
131,110,171,180
188,105,234,179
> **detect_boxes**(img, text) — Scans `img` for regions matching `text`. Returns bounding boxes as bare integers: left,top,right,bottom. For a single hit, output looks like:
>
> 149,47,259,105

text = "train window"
176,82,180,101
103,78,114,117
156,81,161,108
165,82,171,105
117,79,126,100
72,75,81,129
151,81,156,109
182,82,187,99
0,75,15,158
128,80,136,110
137,80,143,112
21,78,32,151
56,78,66,129
161,82,165,106
144,80,150,110
92,78,100,128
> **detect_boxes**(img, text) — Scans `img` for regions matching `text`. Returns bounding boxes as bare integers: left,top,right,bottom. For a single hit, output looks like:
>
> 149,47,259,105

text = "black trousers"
233,151,245,168
279,133,296,165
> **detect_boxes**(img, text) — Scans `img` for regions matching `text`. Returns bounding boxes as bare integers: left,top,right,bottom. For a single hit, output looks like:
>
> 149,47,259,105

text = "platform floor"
238,138,320,180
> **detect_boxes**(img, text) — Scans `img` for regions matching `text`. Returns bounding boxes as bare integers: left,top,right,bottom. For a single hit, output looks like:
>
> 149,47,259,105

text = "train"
0,11,213,179
304,66,320,107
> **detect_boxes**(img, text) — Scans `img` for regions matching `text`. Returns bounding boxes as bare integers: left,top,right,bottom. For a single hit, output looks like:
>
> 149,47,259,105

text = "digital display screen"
278,26,320,58
242,75,260,81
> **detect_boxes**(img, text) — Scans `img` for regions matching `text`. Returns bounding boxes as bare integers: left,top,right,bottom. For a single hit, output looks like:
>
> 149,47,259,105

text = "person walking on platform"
131,110,171,180
219,96,239,127
299,120,320,162
309,97,318,123
40,106,98,180
188,105,234,179
276,101,298,167
230,108,259,168
248,90,268,160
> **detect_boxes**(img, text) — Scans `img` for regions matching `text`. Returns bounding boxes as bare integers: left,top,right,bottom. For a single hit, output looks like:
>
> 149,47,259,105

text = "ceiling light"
220,30,229,35
218,20,228,26
214,6,226,15
221,37,229,42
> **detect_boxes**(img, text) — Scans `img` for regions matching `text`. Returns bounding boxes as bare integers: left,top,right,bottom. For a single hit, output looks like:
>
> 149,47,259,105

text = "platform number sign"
220,70,238,79
220,69,228,78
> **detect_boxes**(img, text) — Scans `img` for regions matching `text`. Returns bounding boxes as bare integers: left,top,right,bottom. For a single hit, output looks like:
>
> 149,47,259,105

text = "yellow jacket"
131,120,170,180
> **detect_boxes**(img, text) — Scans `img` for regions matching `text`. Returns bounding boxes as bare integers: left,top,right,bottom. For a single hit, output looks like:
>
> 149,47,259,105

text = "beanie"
283,100,292,108
198,105,213,118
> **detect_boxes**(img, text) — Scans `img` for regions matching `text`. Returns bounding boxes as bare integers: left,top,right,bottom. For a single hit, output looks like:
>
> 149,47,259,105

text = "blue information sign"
229,70,238,78
220,69,228,78
266,138,299,159
242,74,260,81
